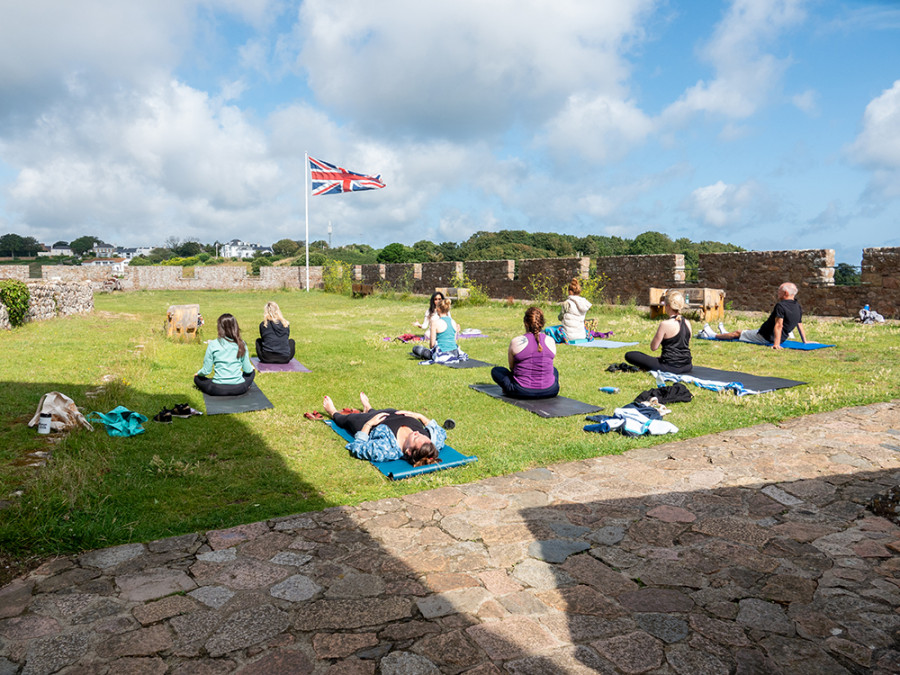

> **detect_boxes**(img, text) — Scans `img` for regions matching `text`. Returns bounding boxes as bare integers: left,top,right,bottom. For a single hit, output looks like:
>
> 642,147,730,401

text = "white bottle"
37,413,52,434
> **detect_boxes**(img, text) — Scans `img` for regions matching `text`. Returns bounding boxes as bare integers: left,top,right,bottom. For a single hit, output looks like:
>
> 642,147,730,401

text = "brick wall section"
1,281,93,330
30,247,900,318
419,262,464,294
595,254,685,304
359,264,386,285
0,265,29,281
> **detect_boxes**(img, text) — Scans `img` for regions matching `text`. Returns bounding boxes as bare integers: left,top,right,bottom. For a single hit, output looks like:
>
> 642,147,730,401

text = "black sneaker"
171,403,193,418
153,408,173,423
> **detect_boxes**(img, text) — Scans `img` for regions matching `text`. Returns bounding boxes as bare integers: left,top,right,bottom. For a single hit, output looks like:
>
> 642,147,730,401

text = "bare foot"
322,396,337,416
359,392,372,413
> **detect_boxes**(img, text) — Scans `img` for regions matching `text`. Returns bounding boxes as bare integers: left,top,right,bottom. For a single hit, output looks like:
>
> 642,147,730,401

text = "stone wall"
595,254,685,304
0,280,93,330
30,247,900,318
0,265,29,281
696,248,899,318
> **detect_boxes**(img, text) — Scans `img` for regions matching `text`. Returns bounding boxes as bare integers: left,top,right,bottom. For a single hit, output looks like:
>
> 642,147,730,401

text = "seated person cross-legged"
256,301,296,364
194,313,256,396
491,306,560,399
412,298,461,360
625,289,693,374
704,282,808,350
323,392,446,467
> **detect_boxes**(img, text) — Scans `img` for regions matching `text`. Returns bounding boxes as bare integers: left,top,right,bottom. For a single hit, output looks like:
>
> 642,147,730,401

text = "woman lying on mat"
411,297,463,361
491,306,560,399
624,289,693,374
194,314,256,396
414,291,445,329
559,277,592,342
256,301,295,364
323,393,445,466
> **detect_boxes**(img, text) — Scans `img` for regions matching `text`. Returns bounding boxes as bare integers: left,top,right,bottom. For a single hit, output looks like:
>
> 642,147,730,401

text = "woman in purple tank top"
491,307,560,399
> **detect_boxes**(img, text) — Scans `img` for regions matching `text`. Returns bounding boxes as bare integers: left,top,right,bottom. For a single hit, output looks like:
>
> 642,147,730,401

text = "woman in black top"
256,301,295,363
625,290,692,374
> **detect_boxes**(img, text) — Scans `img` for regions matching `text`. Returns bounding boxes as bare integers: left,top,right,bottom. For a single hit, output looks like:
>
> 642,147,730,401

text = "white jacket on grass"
559,294,592,341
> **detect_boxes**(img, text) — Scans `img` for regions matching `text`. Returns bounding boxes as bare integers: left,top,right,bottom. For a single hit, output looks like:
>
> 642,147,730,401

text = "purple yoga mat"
250,357,311,373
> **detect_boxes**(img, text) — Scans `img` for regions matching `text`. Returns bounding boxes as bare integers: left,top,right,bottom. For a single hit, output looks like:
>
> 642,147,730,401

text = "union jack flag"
309,156,386,196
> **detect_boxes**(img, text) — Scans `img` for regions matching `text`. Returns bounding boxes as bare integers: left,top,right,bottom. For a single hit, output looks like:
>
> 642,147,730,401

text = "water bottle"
37,413,52,434
599,387,620,394
863,304,870,312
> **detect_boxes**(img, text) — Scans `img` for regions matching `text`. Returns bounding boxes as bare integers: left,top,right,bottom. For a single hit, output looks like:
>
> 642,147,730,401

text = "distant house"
220,239,273,259
37,241,74,257
92,241,115,257
116,246,153,260
83,257,128,274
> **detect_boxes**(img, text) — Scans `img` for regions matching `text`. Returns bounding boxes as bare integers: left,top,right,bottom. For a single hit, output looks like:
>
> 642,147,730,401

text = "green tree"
0,233,25,257
272,238,301,256
21,236,42,256
147,247,176,263
627,231,676,255
175,240,203,257
70,236,100,256
377,242,416,263
834,262,860,286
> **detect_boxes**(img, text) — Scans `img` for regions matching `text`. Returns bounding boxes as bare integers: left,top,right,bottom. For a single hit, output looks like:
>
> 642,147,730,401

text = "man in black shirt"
705,282,808,350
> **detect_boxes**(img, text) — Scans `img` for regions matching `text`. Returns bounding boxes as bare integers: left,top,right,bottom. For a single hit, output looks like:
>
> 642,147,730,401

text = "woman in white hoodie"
559,278,592,342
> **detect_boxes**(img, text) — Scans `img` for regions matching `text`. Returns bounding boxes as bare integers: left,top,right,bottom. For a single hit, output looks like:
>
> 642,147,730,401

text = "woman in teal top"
412,298,461,361
194,314,255,396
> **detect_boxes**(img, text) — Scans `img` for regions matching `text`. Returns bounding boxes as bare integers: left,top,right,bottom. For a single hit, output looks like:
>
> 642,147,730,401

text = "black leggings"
624,351,692,374
255,338,296,364
332,408,397,436
194,370,255,396
491,366,560,399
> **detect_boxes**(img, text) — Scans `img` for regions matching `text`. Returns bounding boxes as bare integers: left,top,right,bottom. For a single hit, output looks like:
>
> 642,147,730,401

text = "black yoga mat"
203,382,274,415
469,383,603,418
684,365,805,391
443,359,494,369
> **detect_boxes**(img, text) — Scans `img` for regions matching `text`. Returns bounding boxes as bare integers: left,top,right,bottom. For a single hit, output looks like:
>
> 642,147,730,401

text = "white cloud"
847,79,900,199
540,95,654,163
292,0,656,139
792,89,818,115
663,0,806,123
685,179,762,227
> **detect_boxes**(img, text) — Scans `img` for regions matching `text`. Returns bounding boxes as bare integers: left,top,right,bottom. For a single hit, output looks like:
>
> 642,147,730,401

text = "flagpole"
304,152,310,292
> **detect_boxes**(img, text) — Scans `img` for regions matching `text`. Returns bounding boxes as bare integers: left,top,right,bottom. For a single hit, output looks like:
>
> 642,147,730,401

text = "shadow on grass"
0,380,332,580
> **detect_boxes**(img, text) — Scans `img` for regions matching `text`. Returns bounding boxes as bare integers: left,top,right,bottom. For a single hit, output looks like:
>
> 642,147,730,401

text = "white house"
92,241,115,257
116,246,153,260
83,257,128,274
38,242,74,257
220,239,273,259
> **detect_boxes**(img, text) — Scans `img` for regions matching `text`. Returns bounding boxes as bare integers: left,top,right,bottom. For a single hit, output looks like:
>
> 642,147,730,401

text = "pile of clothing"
584,383,692,437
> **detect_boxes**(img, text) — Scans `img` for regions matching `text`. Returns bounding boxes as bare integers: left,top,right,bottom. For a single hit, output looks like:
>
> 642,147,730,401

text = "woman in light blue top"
412,298,461,360
194,314,255,396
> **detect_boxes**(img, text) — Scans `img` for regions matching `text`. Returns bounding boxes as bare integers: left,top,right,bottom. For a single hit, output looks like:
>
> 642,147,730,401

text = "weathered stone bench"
165,304,201,340
649,287,725,322
434,286,470,302
352,283,374,297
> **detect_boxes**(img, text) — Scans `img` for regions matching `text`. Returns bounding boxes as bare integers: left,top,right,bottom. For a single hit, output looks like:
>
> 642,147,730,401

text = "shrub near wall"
0,280,93,330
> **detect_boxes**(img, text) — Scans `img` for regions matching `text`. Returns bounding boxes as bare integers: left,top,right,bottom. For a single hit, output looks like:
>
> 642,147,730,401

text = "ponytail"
523,306,546,352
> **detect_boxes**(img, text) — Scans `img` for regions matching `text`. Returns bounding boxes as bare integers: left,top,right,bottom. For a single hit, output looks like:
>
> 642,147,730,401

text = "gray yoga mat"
469,383,603,418
203,382,274,415
443,359,494,369
680,365,805,392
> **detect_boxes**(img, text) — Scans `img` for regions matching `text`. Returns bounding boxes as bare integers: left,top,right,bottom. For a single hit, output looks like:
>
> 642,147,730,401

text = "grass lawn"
1,289,898,573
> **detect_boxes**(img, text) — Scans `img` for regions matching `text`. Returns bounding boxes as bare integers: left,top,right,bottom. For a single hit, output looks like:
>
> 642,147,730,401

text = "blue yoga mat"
329,421,477,480
695,336,834,350
568,339,639,348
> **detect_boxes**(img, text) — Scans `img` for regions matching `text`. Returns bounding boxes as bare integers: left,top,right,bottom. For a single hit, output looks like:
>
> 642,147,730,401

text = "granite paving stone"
2,400,899,673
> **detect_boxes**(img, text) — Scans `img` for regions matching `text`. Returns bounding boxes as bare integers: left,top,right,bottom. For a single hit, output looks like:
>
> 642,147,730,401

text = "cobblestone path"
1,401,899,674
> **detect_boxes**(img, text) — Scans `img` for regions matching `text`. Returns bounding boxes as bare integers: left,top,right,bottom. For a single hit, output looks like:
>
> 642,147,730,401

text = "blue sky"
1,0,898,264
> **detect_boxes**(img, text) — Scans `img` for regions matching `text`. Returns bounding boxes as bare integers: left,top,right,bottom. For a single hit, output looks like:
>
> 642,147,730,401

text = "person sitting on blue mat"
323,393,445,467
194,313,256,396
701,282,808,350
624,289,693,374
491,307,560,399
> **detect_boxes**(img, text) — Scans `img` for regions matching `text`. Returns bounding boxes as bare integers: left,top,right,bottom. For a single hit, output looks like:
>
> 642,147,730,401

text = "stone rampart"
30,247,900,318
0,265,29,281
0,280,93,330
595,254,685,304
